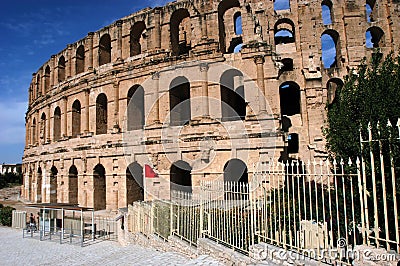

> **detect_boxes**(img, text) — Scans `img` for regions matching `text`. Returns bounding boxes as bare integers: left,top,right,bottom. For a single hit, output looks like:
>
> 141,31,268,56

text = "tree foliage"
324,53,400,159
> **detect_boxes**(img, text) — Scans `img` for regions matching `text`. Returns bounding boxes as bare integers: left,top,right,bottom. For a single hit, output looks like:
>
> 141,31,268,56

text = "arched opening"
50,166,58,203
223,159,248,199
53,107,61,141
169,76,191,126
126,163,144,204
127,85,145,130
76,45,85,74
322,0,333,25
170,9,191,56
170,161,192,194
234,12,242,35
287,133,299,153
220,69,245,121
274,19,295,45
366,0,376,22
228,37,243,54
130,21,146,57
72,100,81,138
99,34,111,66
96,93,108,135
32,118,37,145
279,82,301,117
218,0,241,54
321,29,340,68
366,26,384,48
274,0,290,11
327,78,343,106
93,164,106,210
44,66,50,93
40,113,46,143
37,167,42,203
68,165,78,205
58,56,66,82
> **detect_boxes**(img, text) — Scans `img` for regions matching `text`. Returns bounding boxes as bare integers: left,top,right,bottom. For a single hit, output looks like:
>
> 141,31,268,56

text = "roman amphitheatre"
22,0,399,210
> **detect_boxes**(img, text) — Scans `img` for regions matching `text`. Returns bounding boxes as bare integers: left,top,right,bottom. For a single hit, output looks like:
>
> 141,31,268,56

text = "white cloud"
0,100,27,145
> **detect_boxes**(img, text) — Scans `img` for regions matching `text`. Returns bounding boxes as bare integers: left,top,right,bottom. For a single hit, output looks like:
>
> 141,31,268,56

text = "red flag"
145,164,158,178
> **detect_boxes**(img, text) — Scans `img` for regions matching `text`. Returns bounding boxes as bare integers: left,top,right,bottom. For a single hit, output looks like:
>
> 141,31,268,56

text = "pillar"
113,81,120,130
116,20,123,62
152,72,160,123
84,89,90,134
200,63,209,116
52,55,57,86
41,72,46,96
67,44,73,78
201,14,208,39
154,8,161,50
50,55,56,87
46,105,51,143
254,56,266,112
62,97,68,138
87,32,94,70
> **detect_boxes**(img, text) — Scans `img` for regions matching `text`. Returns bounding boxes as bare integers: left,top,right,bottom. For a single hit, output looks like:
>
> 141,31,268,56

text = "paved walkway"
0,227,222,265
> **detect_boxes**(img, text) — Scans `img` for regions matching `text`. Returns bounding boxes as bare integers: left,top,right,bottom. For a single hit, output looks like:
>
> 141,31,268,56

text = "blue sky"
0,0,172,164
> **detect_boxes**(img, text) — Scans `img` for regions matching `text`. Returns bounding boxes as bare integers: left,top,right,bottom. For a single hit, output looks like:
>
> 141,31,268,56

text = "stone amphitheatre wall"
22,0,400,210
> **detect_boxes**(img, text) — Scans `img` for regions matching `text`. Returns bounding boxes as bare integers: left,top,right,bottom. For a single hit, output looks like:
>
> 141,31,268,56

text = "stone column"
201,14,208,39
87,32,94,70
113,81,120,130
41,73,46,96
36,110,40,145
62,96,68,138
84,89,90,133
152,72,160,123
46,105,51,143
52,55,57,86
67,44,73,78
254,56,266,112
200,63,209,117
116,20,123,62
154,8,161,50
25,120,29,147
50,55,56,87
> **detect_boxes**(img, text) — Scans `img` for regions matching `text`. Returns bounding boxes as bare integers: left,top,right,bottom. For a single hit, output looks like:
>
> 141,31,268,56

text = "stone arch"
321,29,340,68
233,12,242,35
44,65,51,93
366,0,376,22
327,78,343,105
127,85,144,130
58,56,66,82
220,69,245,121
170,160,192,194
130,21,146,57
126,163,144,204
37,167,42,203
99,34,111,66
32,118,37,145
53,106,62,141
93,164,106,210
72,100,81,138
366,26,384,48
40,112,46,143
218,0,241,54
322,0,333,25
68,165,78,205
170,8,191,56
223,159,248,183
279,81,301,117
76,45,85,74
274,18,296,45
169,76,191,126
50,166,58,203
96,93,108,135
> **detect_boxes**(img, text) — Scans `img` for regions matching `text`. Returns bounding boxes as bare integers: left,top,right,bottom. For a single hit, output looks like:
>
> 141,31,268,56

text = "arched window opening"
32,118,37,145
321,30,339,68
228,37,243,54
170,161,192,195
44,66,50,93
366,26,384,48
96,93,108,135
99,34,111,66
279,82,301,116
50,166,58,203
274,19,295,45
366,0,376,22
170,9,191,56
37,167,42,203
127,85,145,130
274,0,290,11
287,133,299,153
76,45,85,74
218,0,240,54
223,159,248,199
322,0,333,25
126,163,144,204
93,164,106,210
169,77,191,126
327,78,343,106
40,113,46,143
58,56,66,82
68,165,78,205
234,12,242,35
130,21,146,57
72,100,81,138
53,107,61,141
220,69,246,121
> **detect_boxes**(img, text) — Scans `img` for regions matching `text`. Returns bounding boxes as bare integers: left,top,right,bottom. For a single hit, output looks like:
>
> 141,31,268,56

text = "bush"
0,206,15,227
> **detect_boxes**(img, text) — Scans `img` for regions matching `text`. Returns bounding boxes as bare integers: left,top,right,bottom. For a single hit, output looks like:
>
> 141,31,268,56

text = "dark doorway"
126,163,144,204
170,161,192,194
93,164,106,210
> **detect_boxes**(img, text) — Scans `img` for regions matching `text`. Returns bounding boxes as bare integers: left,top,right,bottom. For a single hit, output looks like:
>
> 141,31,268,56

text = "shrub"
0,206,16,227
